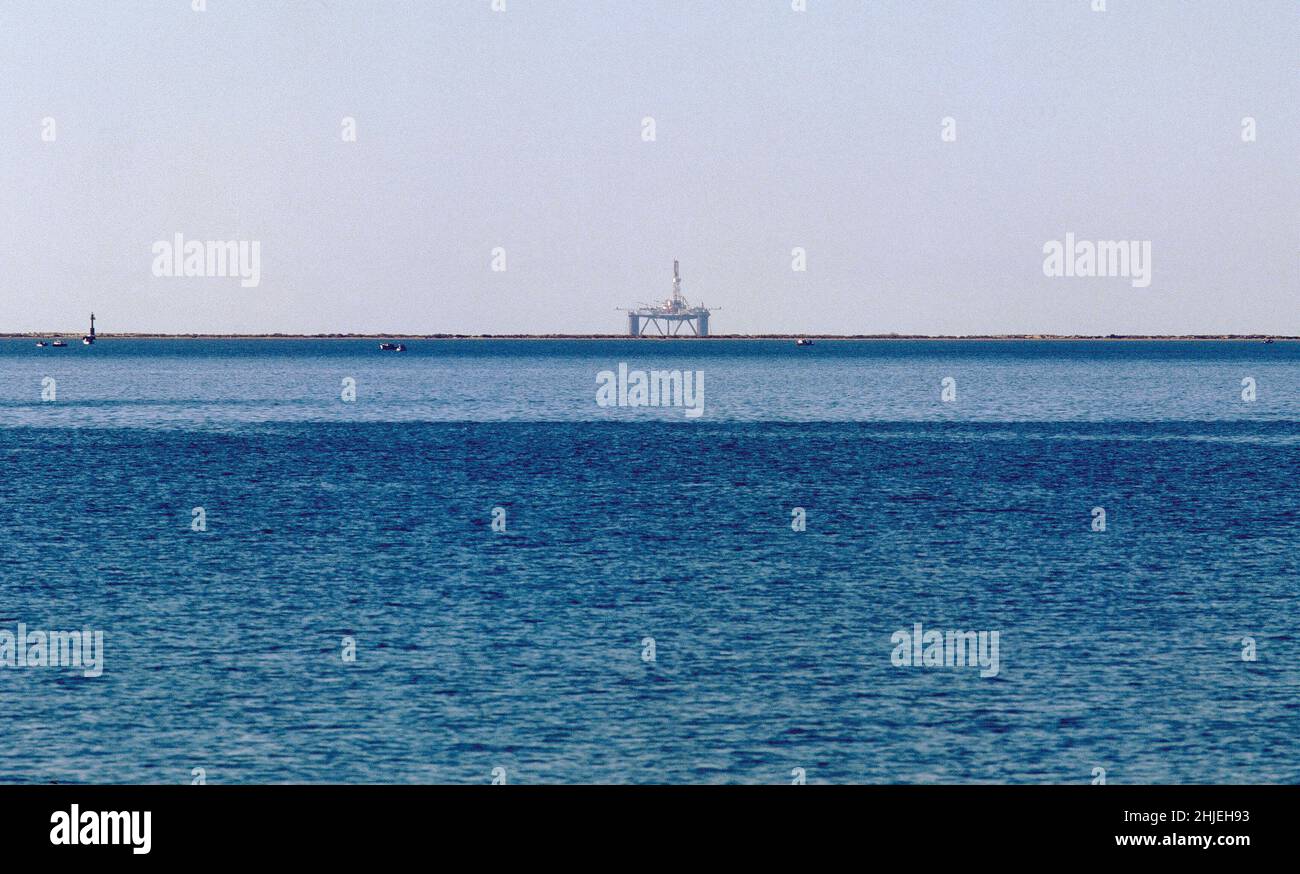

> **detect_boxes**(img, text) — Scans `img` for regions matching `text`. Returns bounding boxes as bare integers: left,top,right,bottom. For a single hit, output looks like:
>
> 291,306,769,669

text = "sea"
1,338,1297,784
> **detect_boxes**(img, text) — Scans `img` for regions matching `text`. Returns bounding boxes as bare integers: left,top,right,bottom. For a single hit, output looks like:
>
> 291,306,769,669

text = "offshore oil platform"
621,261,714,336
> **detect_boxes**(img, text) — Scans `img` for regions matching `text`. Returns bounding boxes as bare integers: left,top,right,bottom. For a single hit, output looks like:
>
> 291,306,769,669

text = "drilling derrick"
622,261,713,336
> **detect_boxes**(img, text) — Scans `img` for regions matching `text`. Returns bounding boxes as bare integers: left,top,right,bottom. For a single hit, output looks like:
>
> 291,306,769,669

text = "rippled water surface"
1,340,1297,782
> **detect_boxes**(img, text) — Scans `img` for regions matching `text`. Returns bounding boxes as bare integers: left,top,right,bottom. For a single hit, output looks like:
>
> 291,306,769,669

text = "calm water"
1,339,1297,783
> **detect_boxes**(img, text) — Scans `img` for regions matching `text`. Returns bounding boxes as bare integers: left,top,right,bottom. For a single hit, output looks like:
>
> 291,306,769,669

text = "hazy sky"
1,0,1295,335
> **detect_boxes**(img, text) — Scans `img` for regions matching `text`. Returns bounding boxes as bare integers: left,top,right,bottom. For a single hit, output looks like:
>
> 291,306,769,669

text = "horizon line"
2,333,1295,341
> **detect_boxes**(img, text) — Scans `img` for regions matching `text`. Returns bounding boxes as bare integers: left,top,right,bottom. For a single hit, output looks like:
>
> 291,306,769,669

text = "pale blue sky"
1,0,1295,334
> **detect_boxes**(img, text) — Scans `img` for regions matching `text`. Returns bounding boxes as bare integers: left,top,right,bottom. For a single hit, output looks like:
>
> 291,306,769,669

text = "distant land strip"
2,333,1297,341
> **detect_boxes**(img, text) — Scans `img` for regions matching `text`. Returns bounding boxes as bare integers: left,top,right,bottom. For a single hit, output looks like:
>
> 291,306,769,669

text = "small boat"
379,342,406,352
51,340,67,347
35,341,47,347
1264,337,1275,344
795,338,814,346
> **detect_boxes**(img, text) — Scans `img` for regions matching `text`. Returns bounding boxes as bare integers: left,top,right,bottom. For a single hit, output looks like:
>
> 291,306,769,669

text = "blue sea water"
1,339,1297,783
